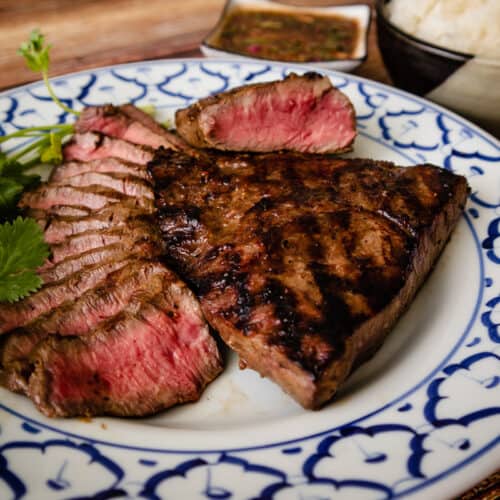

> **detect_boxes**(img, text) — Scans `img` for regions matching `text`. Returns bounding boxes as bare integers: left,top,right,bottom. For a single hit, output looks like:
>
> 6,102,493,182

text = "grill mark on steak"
149,147,468,408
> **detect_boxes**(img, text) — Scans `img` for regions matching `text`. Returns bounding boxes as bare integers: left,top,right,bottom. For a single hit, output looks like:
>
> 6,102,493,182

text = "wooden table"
0,0,389,89
0,1,498,497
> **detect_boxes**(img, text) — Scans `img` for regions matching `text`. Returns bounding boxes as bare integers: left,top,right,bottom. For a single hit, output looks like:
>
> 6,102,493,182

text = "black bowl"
375,0,500,136
376,0,472,96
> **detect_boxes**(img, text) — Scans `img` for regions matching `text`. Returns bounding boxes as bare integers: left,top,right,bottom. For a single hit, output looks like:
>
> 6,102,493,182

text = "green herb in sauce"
212,8,359,62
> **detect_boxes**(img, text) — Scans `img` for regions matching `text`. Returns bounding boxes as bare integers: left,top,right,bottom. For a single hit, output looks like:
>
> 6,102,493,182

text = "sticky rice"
386,0,500,59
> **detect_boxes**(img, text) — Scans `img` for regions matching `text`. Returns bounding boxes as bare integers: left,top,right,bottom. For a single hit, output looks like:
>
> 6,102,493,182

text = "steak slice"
63,132,153,164
0,261,170,393
27,277,223,417
27,205,92,220
47,221,159,264
175,73,356,154
39,239,160,283
41,207,152,244
149,148,468,409
53,171,154,200
19,184,154,212
0,259,131,334
75,104,187,151
50,158,150,183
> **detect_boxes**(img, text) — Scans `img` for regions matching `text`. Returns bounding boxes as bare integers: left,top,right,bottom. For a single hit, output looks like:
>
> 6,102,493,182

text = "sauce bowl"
201,0,371,73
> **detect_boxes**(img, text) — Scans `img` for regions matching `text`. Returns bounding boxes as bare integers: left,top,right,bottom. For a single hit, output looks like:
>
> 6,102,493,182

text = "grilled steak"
175,73,356,154
19,184,154,212
64,132,154,164
40,207,152,244
55,171,154,199
0,259,132,334
0,105,223,417
39,240,160,283
27,281,221,418
76,104,188,151
149,148,468,409
50,158,151,183
0,261,172,394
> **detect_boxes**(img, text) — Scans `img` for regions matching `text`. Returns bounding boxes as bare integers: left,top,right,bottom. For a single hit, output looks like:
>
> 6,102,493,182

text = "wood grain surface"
0,0,389,89
0,1,497,497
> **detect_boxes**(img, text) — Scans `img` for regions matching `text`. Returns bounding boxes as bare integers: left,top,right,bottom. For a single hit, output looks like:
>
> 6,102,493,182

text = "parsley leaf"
0,217,50,302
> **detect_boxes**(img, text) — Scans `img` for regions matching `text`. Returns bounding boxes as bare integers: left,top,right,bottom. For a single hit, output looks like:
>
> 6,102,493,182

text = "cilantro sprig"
0,30,76,216
0,29,81,302
18,29,80,117
0,217,50,302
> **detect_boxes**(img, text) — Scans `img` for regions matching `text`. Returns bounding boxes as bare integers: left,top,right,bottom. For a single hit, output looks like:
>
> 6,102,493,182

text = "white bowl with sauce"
201,0,371,72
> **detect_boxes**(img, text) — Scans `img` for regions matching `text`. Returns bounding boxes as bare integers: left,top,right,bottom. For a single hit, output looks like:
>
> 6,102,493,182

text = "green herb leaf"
0,271,43,303
18,29,80,116
0,217,50,303
0,178,24,212
40,131,63,164
18,29,51,73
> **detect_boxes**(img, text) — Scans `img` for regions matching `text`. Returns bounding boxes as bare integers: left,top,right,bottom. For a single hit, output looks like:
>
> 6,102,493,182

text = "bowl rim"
201,0,372,65
375,0,500,65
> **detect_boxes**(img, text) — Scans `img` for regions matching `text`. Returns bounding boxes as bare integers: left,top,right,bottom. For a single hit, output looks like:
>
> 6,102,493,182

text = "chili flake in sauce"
212,8,359,62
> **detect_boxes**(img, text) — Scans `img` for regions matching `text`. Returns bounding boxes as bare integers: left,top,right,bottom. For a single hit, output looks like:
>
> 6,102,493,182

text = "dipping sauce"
212,8,359,62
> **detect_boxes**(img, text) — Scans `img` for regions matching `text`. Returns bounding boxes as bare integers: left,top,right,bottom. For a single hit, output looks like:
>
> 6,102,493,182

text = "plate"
0,59,499,499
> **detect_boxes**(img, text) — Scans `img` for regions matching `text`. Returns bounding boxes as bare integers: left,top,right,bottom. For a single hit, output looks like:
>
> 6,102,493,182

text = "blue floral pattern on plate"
0,59,499,499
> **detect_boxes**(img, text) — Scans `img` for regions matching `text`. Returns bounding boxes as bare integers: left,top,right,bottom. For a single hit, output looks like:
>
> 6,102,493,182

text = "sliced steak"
75,104,186,150
19,184,154,212
149,148,468,409
175,73,356,154
27,277,222,418
41,207,152,244
0,259,131,334
50,158,150,183
54,171,153,200
47,221,159,264
63,132,153,164
39,239,161,283
0,261,170,393
27,205,92,221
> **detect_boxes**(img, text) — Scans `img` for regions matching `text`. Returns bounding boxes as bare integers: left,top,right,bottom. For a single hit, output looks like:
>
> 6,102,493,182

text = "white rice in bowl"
385,0,500,59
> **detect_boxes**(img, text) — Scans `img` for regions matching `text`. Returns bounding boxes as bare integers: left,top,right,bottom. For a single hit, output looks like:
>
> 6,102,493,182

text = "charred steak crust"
175,72,357,154
149,148,469,409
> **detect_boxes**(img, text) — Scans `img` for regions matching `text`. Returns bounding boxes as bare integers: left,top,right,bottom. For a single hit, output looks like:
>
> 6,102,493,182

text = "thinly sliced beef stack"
0,105,222,417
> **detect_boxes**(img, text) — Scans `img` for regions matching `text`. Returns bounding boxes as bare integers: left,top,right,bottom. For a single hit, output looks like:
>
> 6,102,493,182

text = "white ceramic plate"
0,59,499,500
